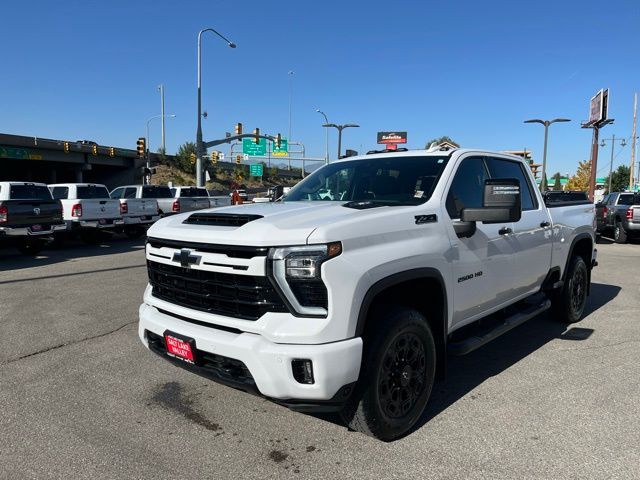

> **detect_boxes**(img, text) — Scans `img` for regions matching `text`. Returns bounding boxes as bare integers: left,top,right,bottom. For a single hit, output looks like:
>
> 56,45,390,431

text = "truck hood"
147,201,371,246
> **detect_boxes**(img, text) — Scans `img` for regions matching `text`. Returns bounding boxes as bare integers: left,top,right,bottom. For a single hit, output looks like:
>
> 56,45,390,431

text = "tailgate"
633,206,640,223
78,199,121,219
3,200,62,227
125,199,158,216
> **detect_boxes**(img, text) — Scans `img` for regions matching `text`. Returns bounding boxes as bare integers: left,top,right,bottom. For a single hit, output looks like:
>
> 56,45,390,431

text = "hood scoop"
183,213,263,227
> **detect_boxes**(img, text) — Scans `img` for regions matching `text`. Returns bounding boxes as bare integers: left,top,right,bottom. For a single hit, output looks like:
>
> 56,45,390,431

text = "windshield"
142,185,172,198
77,186,110,199
285,155,449,204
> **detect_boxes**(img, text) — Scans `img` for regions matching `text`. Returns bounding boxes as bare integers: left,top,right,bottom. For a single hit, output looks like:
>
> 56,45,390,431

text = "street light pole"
322,123,360,159
600,134,627,193
147,114,176,169
524,118,571,190
316,109,329,164
196,28,236,187
158,84,166,152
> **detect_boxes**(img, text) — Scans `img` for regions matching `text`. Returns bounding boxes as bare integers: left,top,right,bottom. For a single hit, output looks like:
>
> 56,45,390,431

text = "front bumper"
138,302,362,406
0,223,66,237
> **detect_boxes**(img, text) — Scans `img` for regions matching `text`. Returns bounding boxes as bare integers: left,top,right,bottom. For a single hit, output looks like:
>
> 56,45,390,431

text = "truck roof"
335,148,524,164
0,181,48,187
48,183,107,188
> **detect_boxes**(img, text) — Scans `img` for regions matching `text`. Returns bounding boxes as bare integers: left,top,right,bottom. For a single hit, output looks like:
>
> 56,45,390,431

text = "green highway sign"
249,163,264,177
272,138,288,157
242,138,267,156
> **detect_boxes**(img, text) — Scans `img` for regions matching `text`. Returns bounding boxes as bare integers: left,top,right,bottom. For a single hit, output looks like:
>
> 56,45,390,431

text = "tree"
603,165,631,193
552,172,563,191
174,142,197,173
425,136,459,149
565,160,591,191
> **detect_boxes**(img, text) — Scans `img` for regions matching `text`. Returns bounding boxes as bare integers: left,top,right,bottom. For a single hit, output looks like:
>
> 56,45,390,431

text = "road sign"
250,164,264,177
243,154,249,161
272,138,288,157
219,152,225,161
242,138,267,156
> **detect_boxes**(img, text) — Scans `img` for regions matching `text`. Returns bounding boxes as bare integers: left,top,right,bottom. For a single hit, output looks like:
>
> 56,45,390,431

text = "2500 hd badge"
457,271,483,283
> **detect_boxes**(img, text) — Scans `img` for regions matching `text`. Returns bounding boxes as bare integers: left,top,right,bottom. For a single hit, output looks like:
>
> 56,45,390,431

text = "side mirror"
461,178,522,224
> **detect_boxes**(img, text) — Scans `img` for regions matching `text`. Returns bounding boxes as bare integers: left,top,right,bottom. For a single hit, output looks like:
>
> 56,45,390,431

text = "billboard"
377,131,407,144
588,89,609,126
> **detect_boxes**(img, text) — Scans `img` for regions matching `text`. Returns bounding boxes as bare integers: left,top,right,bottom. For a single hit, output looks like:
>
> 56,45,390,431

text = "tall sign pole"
630,93,637,189
584,89,613,201
159,84,166,152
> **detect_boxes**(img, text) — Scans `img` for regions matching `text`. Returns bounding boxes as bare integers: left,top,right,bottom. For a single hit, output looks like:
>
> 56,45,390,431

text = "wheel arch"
355,268,448,379
563,232,594,293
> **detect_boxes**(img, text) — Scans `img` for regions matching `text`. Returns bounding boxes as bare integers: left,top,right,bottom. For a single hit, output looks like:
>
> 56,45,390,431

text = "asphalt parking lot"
1,237,639,479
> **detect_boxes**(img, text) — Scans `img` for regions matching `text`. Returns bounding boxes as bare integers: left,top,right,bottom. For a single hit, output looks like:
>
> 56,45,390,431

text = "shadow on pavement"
0,235,146,272
311,282,621,438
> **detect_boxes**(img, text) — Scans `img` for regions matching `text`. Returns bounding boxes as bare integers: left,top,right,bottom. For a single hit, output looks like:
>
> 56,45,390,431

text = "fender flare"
354,268,448,338
563,232,594,279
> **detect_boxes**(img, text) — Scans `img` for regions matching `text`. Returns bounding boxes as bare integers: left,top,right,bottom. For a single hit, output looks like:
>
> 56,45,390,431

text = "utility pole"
159,84,166,152
630,93,637,189
287,70,295,170
601,135,626,193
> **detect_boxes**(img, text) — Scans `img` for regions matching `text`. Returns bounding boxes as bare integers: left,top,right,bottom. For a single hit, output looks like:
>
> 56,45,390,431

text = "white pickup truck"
49,183,123,243
138,148,597,441
109,186,160,238
170,186,213,210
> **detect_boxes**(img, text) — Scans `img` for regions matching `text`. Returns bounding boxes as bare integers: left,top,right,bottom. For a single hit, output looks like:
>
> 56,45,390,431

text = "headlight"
268,242,342,317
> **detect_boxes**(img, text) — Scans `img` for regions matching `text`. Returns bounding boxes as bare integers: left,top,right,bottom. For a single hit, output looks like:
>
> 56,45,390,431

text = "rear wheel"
124,226,145,239
614,221,628,244
17,239,44,256
340,307,436,441
552,255,588,323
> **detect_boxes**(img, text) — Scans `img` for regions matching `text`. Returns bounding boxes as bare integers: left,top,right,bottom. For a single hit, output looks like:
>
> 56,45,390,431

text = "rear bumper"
623,222,640,232
123,215,160,225
0,223,66,237
138,302,362,408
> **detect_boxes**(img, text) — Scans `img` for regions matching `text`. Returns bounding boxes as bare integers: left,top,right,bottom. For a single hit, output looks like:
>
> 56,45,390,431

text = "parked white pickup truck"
109,186,160,238
139,148,597,441
49,183,123,243
170,186,212,210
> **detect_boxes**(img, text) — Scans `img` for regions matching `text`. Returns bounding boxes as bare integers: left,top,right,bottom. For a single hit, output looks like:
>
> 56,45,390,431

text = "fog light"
292,359,314,384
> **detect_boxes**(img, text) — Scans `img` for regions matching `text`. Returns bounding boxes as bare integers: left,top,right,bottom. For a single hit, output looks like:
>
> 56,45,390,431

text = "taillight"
120,202,128,215
602,206,607,220
626,208,633,220
0,205,7,224
172,199,180,212
71,203,82,217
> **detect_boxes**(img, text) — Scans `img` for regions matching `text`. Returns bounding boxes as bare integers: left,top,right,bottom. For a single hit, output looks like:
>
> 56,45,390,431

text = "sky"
1,0,638,177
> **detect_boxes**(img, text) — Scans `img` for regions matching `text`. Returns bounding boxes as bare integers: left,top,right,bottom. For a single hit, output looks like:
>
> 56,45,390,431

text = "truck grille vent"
147,237,268,259
147,261,288,320
183,213,263,227
288,280,328,309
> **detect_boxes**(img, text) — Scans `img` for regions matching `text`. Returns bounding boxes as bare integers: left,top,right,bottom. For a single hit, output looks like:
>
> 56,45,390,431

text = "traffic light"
253,128,260,144
109,147,115,157
189,153,196,165
275,133,281,148
235,123,243,135
63,141,70,153
136,137,146,157
236,154,242,164
211,151,218,164
92,144,98,155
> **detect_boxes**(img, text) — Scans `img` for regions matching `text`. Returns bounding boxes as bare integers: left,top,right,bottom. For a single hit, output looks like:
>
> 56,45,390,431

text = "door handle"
540,221,551,228
499,227,512,235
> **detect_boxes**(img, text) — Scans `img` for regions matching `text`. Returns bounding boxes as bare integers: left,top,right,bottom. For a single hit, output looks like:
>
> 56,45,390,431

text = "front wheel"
552,255,589,323
340,307,436,441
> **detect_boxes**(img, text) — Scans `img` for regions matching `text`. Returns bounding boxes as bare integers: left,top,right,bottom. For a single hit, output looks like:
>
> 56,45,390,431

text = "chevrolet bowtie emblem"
172,248,201,268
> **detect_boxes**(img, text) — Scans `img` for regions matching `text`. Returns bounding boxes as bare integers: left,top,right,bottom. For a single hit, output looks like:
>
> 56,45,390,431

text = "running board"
448,298,551,356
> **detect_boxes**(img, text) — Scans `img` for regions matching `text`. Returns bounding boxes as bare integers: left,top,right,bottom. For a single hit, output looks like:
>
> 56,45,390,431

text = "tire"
124,226,145,239
340,306,436,441
552,255,589,323
614,221,628,244
17,240,44,256
80,230,100,244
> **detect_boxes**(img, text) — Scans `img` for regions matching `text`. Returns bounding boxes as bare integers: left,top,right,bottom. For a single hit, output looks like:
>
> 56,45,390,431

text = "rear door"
485,156,552,298
444,156,516,326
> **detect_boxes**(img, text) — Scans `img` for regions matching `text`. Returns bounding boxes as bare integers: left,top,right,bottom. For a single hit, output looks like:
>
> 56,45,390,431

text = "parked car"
48,183,123,243
109,186,160,238
138,148,597,441
110,185,177,217
170,186,212,210
595,191,640,243
0,181,65,254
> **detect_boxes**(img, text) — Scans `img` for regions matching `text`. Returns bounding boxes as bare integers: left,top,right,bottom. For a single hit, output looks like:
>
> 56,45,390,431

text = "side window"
606,195,616,206
123,187,137,199
485,157,537,210
51,187,69,200
110,187,123,199
446,157,488,219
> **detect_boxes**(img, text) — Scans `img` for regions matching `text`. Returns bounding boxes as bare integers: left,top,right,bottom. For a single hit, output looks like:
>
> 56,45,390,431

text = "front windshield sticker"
414,190,424,198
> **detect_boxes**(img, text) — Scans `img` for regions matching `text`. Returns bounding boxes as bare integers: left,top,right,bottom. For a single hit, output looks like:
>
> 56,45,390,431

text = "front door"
443,156,516,327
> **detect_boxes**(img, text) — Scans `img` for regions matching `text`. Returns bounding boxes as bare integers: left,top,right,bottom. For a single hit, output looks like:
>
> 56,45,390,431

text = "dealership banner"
377,131,407,144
